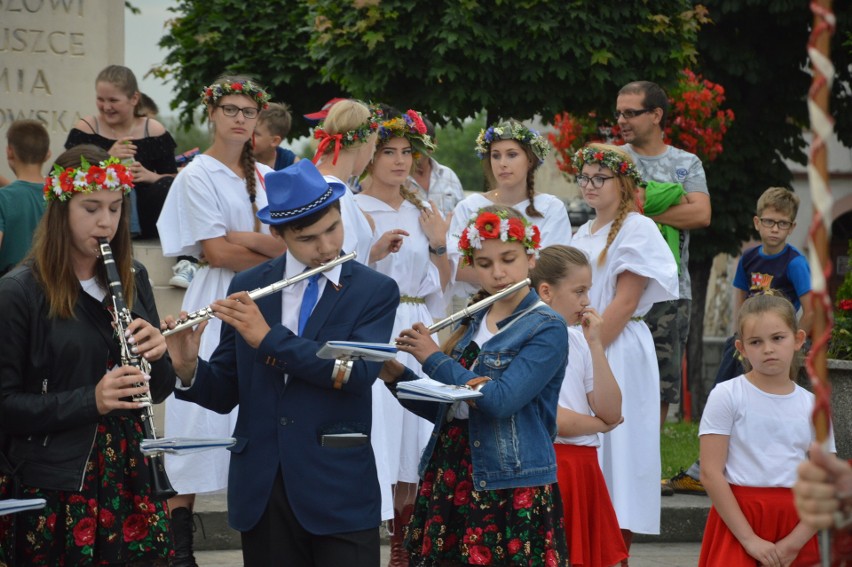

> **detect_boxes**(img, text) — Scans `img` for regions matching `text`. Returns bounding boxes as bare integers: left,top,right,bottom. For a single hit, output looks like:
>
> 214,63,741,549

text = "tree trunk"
688,255,713,420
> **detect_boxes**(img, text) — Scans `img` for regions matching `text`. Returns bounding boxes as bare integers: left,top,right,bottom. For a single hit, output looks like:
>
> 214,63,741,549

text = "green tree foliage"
309,0,702,124
153,1,341,137
432,114,487,194
154,0,701,136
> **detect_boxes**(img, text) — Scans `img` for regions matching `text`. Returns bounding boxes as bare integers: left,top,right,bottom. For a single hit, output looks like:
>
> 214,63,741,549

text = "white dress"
156,155,271,494
324,174,374,264
571,212,678,534
447,193,572,298
354,193,444,520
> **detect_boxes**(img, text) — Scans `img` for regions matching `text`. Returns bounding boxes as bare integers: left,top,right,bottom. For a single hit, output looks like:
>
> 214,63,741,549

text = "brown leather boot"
388,505,414,567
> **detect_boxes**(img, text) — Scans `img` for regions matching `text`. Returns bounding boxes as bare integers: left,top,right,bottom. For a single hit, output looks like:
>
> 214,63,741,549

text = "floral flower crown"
201,79,271,109
458,209,541,267
312,118,379,165
571,146,645,187
44,156,133,203
374,108,436,156
474,121,551,164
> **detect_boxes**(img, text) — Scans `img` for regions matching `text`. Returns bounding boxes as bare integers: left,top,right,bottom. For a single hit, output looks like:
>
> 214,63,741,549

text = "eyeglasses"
758,217,794,230
218,104,259,119
576,174,614,189
614,108,653,120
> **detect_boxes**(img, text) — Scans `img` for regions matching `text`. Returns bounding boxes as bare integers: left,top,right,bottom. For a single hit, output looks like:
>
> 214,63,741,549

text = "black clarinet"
98,238,177,500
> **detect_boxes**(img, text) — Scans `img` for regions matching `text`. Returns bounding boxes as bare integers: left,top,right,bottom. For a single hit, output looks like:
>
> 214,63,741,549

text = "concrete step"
187,491,711,551
152,285,186,321
132,238,174,288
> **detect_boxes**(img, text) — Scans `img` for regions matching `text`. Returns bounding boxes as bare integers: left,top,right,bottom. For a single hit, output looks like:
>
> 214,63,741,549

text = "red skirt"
555,444,627,567
699,485,821,567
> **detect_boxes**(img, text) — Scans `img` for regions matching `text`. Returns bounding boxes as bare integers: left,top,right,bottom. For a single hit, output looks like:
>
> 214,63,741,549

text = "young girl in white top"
447,119,572,294
532,244,628,567
355,107,450,560
156,75,285,565
699,293,833,567
569,144,678,554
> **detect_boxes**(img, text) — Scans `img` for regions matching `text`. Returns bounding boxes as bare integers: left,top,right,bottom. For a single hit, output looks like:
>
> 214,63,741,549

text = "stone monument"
0,0,124,182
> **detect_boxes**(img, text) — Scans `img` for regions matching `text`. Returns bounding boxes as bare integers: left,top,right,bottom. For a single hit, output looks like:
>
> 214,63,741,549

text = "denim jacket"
399,290,568,490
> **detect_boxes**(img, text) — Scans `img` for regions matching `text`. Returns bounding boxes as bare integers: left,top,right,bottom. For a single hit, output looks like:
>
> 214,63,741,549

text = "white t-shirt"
555,326,599,447
700,375,835,488
451,318,496,420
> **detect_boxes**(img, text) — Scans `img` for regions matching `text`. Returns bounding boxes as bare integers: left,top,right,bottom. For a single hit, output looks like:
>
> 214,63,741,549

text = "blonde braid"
240,140,260,232
400,183,428,212
598,185,635,267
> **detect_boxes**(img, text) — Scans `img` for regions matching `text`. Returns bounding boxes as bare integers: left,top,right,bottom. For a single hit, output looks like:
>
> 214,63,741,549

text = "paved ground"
195,542,702,566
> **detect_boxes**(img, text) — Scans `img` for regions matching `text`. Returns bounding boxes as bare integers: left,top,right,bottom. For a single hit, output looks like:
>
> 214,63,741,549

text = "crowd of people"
0,65,847,567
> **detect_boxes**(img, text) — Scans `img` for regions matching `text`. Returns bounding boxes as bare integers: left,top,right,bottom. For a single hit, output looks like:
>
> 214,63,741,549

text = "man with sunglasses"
616,81,711,496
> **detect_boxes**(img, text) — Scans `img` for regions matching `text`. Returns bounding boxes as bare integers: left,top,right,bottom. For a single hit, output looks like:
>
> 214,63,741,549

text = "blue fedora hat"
256,160,347,225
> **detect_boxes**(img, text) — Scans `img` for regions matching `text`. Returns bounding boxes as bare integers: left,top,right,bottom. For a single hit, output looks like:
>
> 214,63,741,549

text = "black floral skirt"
0,415,172,566
406,418,569,566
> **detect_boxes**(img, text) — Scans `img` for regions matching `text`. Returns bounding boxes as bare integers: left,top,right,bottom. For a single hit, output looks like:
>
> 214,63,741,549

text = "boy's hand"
161,312,206,384
212,291,270,349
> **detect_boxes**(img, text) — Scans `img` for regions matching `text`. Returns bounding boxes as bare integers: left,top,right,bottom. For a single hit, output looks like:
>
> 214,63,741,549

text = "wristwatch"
429,244,447,256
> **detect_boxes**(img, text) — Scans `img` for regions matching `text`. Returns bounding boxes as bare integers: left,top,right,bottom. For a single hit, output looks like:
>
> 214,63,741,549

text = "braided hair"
584,143,640,266
205,74,267,232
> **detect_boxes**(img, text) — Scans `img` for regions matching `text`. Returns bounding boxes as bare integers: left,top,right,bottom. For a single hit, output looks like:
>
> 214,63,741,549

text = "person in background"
254,102,300,170
0,144,174,565
66,65,177,240
356,106,450,565
406,116,465,217
311,98,379,265
532,244,628,567
614,82,711,497
698,293,832,566
304,97,347,123
156,75,285,567
137,93,160,119
570,143,679,560
0,119,50,276
673,187,814,498
447,119,572,295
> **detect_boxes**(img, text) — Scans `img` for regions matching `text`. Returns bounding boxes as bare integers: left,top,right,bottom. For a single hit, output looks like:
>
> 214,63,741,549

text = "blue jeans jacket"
400,290,568,490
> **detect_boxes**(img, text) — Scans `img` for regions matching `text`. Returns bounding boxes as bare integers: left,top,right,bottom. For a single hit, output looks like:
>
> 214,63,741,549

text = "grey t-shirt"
625,144,708,300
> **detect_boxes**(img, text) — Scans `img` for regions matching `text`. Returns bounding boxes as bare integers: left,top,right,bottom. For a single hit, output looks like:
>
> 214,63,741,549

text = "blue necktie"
298,274,321,336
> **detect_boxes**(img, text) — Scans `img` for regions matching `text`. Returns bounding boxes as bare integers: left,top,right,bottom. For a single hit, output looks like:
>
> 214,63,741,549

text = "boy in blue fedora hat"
164,159,400,567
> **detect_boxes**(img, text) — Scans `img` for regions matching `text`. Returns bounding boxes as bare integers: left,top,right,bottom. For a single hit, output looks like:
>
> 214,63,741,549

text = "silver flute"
163,251,357,336
425,278,531,334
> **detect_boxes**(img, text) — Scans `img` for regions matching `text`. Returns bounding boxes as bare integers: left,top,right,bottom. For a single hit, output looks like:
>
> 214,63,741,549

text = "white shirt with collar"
406,157,465,217
280,250,343,335
176,250,344,390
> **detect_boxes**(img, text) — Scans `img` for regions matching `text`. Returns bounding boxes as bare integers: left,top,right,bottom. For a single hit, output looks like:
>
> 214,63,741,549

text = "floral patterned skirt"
406,418,569,566
0,415,172,566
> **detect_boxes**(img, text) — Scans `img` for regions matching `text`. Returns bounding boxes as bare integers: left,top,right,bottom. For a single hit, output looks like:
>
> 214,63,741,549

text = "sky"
125,1,177,118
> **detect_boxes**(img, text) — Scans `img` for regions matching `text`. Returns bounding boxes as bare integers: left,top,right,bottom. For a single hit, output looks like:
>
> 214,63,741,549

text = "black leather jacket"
0,261,174,491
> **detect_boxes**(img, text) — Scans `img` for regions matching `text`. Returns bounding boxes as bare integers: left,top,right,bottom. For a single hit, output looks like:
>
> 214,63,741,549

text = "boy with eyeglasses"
669,187,813,496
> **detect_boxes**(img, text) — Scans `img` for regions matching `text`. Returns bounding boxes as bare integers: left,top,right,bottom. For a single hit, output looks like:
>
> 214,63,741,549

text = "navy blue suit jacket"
175,254,400,534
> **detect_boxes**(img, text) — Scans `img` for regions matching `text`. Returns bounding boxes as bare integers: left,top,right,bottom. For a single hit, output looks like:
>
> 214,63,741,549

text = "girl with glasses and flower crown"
355,105,452,565
0,144,175,565
570,143,679,559
379,205,570,566
447,119,572,298
156,75,286,566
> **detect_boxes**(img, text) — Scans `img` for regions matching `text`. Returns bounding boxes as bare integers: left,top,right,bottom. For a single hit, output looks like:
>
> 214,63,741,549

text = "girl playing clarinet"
380,205,570,566
0,144,174,565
